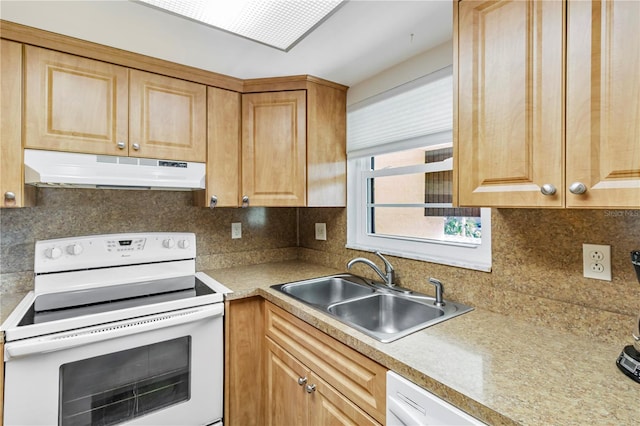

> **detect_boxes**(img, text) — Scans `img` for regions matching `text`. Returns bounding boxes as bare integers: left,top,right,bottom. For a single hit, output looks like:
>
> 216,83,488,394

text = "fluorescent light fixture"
135,0,345,51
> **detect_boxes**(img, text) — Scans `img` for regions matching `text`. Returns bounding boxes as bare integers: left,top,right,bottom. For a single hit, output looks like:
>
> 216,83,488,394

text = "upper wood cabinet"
196,80,346,209
198,87,242,208
1,40,35,208
24,46,129,156
456,0,564,208
242,90,307,207
565,0,640,208
238,79,347,208
455,0,640,209
24,46,206,162
129,69,206,162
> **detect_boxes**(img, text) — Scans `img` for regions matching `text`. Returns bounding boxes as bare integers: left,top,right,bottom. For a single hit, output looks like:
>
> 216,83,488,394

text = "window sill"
345,243,492,273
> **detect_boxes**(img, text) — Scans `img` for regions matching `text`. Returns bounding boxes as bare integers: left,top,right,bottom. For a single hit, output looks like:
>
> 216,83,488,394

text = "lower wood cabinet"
266,338,379,426
264,302,387,425
224,299,387,426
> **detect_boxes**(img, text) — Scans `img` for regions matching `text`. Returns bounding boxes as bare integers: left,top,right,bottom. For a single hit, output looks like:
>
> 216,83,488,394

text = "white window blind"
347,66,453,159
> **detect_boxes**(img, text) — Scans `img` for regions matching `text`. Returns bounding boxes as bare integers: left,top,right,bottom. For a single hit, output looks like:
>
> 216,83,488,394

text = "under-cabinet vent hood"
24,149,206,191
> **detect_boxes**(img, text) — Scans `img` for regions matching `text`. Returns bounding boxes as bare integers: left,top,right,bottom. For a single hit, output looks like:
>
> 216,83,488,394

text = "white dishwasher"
386,371,485,426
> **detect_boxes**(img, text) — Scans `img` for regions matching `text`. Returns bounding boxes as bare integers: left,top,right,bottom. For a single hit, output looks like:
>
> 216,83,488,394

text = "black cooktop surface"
18,276,215,327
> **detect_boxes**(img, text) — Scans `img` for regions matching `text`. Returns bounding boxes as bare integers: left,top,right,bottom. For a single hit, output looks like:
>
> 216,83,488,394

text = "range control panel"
35,233,196,273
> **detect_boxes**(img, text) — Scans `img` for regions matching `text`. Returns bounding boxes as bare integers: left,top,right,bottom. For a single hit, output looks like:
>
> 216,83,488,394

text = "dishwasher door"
386,371,485,426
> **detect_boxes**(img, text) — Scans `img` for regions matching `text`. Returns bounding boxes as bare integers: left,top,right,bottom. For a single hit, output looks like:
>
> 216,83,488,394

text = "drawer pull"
306,384,316,393
298,377,307,386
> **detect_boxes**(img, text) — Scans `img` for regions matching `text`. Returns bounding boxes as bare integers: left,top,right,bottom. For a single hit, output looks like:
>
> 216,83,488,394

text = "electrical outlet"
582,244,611,281
315,223,327,241
231,222,242,239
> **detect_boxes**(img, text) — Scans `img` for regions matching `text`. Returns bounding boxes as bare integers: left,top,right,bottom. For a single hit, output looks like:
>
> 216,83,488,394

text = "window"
346,66,491,272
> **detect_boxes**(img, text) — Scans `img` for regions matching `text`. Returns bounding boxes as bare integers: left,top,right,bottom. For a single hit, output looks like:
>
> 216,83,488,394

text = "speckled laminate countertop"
203,260,638,426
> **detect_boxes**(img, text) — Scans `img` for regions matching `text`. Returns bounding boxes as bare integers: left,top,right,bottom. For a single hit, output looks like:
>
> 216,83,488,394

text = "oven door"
4,304,223,426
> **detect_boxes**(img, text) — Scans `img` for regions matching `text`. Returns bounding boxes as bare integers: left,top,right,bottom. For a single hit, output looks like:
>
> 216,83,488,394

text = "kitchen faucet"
347,252,395,288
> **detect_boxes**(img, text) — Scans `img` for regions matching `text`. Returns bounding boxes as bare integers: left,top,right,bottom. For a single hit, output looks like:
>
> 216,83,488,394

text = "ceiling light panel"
136,0,344,51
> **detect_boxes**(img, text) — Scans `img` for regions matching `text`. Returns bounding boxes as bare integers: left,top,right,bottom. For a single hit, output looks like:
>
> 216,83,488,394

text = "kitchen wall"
0,188,298,318
2,189,638,345
298,207,640,345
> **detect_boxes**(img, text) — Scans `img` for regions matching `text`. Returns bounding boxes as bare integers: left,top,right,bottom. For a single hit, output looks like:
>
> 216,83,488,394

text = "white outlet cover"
315,223,327,241
231,222,242,239
582,243,611,281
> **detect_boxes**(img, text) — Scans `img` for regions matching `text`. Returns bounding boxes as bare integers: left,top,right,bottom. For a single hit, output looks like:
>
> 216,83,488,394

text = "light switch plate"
582,243,611,281
315,223,327,241
231,222,242,239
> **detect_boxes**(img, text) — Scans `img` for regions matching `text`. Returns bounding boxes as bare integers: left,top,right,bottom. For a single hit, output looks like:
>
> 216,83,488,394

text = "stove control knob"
66,243,83,256
163,238,175,249
178,239,190,249
45,247,63,259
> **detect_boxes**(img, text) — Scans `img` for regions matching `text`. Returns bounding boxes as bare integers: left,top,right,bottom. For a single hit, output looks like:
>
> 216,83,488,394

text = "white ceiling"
0,0,453,87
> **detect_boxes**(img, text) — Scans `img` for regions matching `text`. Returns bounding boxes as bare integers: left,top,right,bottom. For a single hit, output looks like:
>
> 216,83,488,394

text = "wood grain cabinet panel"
265,302,386,424
129,69,206,162
1,40,35,208
224,298,264,426
456,0,640,209
265,339,312,426
566,0,640,208
308,372,379,426
242,91,307,206
266,338,379,426
195,87,241,208
24,45,129,156
23,46,206,162
238,81,346,208
456,0,564,207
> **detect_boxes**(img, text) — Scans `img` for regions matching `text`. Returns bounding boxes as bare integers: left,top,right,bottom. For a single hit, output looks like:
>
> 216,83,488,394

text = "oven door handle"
4,304,223,360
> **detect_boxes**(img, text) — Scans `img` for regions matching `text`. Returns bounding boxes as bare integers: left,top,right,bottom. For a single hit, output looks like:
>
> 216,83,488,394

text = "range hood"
24,149,206,191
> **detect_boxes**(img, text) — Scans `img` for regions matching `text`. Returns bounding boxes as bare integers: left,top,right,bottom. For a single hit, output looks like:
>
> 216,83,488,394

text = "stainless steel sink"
271,274,473,343
273,274,375,307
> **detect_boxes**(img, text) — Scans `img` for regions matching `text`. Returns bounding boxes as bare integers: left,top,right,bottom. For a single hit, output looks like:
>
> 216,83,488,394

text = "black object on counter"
632,251,640,283
617,345,640,384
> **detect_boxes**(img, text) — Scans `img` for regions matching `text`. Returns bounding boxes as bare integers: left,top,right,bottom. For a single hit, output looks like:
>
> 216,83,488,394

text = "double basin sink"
271,274,473,343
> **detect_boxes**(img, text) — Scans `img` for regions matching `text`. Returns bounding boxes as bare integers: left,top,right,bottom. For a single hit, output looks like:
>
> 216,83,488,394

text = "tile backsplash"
0,188,298,300
2,188,639,344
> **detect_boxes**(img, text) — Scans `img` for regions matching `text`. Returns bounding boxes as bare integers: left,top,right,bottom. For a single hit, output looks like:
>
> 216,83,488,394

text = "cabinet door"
242,91,306,206
566,0,640,208
265,338,308,426
1,40,35,207
309,372,380,426
24,46,129,156
457,0,565,207
129,70,206,162
225,298,264,426
205,87,241,207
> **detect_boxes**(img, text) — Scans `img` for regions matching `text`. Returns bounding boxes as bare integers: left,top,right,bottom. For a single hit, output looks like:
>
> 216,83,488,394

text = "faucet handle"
374,251,394,273
428,278,445,307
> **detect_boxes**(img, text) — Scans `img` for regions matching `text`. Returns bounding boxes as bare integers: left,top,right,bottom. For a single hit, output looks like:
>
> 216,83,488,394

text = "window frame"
346,66,491,272
347,154,491,272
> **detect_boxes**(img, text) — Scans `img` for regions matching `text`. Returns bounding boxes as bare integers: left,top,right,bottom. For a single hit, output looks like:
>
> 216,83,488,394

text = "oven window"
59,337,191,426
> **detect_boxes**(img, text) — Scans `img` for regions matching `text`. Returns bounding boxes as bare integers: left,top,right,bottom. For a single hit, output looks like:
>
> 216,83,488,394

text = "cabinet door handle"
210,196,218,209
117,141,126,150
540,184,557,196
297,377,307,386
4,191,16,201
569,182,587,195
241,195,249,208
132,143,140,151
305,384,316,393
